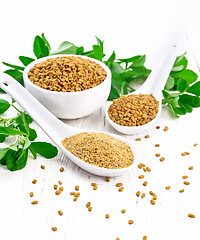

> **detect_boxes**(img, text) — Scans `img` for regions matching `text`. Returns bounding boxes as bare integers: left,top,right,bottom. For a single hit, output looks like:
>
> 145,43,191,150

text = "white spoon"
106,44,179,134
0,73,139,177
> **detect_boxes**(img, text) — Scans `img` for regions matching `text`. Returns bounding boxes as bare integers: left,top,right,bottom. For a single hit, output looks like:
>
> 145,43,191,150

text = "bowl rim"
23,54,111,96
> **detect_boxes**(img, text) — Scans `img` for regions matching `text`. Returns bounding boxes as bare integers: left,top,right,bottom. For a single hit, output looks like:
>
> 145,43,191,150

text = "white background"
0,0,200,240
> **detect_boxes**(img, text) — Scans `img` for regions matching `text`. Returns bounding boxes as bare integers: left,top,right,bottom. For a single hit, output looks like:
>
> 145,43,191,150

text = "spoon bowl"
0,73,139,176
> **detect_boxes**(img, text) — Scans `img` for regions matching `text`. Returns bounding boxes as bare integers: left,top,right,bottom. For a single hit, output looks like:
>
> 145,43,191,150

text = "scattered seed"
93,186,98,190
194,143,198,146
88,207,92,211
145,135,150,139
156,126,160,129
166,186,171,190
59,187,64,191
74,192,80,197
136,191,141,197
52,227,57,232
55,190,61,195
138,175,144,179
182,175,188,179
58,210,63,216
143,236,147,240
143,167,147,172
146,166,151,172
118,187,124,192
135,138,141,141
116,183,123,187
40,165,45,169
32,179,37,184
60,167,64,172
116,238,120,240
73,197,78,201
164,126,169,131
188,166,193,170
153,194,157,200
70,192,75,195
155,153,160,157
179,189,184,193
128,220,134,224
29,192,34,197
150,199,155,205
141,193,146,198
160,157,165,162
58,181,62,185
188,213,195,218
105,214,110,219
143,181,148,186
105,177,110,182
181,152,190,156
155,144,160,147
86,202,91,208
183,181,190,185
121,209,126,213
75,185,79,191
149,191,154,195
31,200,38,205
91,183,97,187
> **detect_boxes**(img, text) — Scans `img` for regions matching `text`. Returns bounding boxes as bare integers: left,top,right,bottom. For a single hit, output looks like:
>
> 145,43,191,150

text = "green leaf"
179,103,193,113
0,135,6,143
0,148,9,165
96,36,104,54
51,41,77,55
177,79,188,93
41,33,51,50
129,55,146,68
165,75,175,90
76,46,84,55
121,82,128,95
93,45,103,61
19,56,35,66
172,70,198,84
28,145,37,159
168,103,179,118
110,62,126,87
170,96,179,108
107,85,120,101
4,70,23,85
172,56,188,72
120,67,147,80
174,52,186,65
187,81,200,96
6,149,28,171
105,51,116,68
30,142,58,159
2,62,25,71
174,107,187,115
179,94,200,108
21,112,30,136
18,125,37,141
0,99,10,114
33,35,50,59
0,126,25,136
13,113,33,124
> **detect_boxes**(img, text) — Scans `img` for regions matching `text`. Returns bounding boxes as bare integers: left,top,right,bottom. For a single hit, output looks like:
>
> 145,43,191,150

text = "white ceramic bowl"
23,54,111,119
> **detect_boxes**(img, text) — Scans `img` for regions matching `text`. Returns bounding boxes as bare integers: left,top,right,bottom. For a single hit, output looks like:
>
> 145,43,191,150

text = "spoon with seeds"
0,73,139,177
106,44,179,134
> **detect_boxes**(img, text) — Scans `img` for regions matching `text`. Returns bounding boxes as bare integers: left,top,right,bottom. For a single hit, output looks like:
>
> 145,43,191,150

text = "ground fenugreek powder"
28,56,107,92
62,132,134,169
108,94,159,127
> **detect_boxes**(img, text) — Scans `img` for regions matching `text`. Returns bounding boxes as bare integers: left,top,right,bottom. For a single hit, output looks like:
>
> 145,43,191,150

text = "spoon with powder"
106,44,179,134
0,73,139,177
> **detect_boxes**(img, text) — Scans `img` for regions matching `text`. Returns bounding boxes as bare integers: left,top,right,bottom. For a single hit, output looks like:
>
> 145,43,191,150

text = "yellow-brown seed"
32,179,37,184
59,187,64,191
145,135,150,139
181,152,190,156
182,175,188,179
128,220,134,224
166,186,171,190
188,213,195,218
70,192,75,195
135,138,141,141
40,165,45,169
54,184,58,190
31,200,38,205
138,175,144,179
150,199,155,205
29,192,34,197
58,210,63,216
143,167,147,172
146,166,151,172
118,187,124,192
58,181,62,185
143,181,148,186
55,190,61,195
73,197,78,201
141,193,146,198
155,153,160,157
188,166,193,170
183,181,190,185
75,185,79,191
105,214,110,219
194,143,198,146
74,192,80,197
105,177,110,182
164,126,169,131
121,209,126,213
160,157,165,162
155,144,160,147
60,167,64,172
52,227,57,232
143,236,147,240
153,194,157,200
136,191,141,197
88,207,92,211
149,191,154,195
91,183,96,187
116,183,123,187
116,238,120,240
156,126,160,129
86,202,91,208
179,189,184,193
93,186,98,190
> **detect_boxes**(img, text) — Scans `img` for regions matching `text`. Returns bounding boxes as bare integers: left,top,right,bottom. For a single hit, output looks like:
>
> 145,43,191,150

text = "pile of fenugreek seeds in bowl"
62,132,134,169
28,56,107,92
108,94,159,127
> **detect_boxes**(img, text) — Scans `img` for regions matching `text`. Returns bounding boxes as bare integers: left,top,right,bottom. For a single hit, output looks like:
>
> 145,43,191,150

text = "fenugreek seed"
150,199,155,205
75,185,79,191
32,179,37,184
73,197,78,201
143,168,147,172
182,176,188,179
58,210,63,216
146,166,151,172
188,166,193,170
74,192,80,197
155,144,160,147
179,189,184,193
105,177,110,182
118,187,124,192
138,175,144,179
40,165,45,169
138,164,143,169
149,191,154,195
153,194,157,200
183,181,190,185
128,220,134,224
55,190,61,195
86,202,91,208
143,236,147,240
121,209,126,213
166,186,171,190
59,187,64,191
136,191,141,197
188,213,195,218
155,153,160,157
141,193,146,198
145,135,150,139
143,181,148,186
58,181,62,185
181,152,190,156
31,200,38,205
156,126,160,129
54,184,58,190
60,167,64,172
105,214,110,219
52,227,57,232
29,192,34,197
93,186,98,190
164,126,169,131
116,238,120,240
91,183,96,187
135,138,141,141
88,207,92,211
70,192,75,195
116,183,123,187
194,143,198,146
160,157,165,162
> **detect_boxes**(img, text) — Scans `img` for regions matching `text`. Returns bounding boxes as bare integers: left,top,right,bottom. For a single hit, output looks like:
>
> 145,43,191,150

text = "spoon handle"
0,73,75,143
